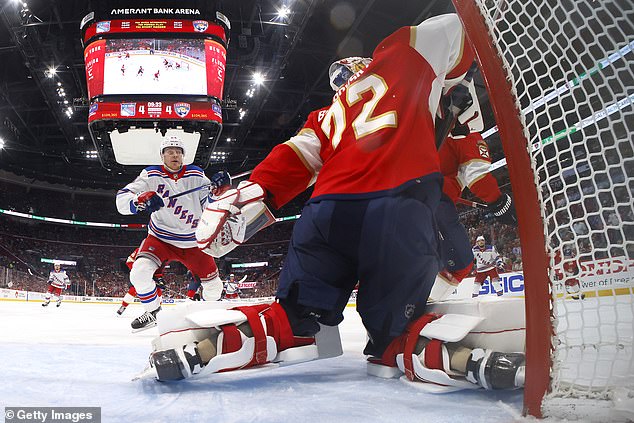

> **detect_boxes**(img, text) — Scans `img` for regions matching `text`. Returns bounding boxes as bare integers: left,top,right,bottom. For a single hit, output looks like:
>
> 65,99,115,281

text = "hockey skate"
56,298,62,307
465,348,525,389
42,299,50,307
116,305,127,315
131,307,161,332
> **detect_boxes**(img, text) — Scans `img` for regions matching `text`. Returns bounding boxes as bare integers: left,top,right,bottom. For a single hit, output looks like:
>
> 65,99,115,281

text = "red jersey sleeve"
250,110,325,209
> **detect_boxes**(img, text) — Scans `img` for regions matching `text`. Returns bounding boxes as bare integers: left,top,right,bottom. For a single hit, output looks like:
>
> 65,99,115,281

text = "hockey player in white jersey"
472,235,505,297
42,263,70,307
143,14,526,393
116,136,227,331
223,273,245,300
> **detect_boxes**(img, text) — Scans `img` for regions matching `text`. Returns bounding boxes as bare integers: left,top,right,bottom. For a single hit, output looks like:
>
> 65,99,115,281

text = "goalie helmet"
328,56,372,91
160,135,185,156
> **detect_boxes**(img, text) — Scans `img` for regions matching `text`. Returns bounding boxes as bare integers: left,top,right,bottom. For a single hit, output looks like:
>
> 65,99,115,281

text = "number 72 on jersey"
321,74,398,149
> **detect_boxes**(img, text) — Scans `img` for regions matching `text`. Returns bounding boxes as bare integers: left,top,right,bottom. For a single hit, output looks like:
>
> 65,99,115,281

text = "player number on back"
321,74,397,149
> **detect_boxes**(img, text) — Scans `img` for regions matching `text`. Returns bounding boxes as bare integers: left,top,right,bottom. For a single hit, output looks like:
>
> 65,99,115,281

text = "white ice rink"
0,301,525,423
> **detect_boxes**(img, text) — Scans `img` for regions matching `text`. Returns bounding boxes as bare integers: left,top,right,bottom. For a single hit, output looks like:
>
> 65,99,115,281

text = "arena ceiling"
0,0,481,189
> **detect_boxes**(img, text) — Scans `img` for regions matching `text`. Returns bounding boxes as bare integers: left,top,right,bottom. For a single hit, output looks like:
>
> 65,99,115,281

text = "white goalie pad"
419,314,483,342
396,351,481,393
150,302,343,380
203,201,276,258
428,297,526,352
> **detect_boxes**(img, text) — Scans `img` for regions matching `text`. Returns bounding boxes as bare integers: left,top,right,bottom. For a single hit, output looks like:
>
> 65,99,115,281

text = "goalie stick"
169,169,253,200
455,197,487,209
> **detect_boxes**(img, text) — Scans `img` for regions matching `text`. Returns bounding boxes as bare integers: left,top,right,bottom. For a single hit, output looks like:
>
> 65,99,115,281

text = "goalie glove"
485,193,517,226
134,191,165,213
196,181,275,257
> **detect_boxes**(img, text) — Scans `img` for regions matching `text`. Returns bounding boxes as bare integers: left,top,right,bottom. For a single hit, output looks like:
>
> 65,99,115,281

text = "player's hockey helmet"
328,57,372,91
160,135,185,156
476,235,485,245
54,263,61,270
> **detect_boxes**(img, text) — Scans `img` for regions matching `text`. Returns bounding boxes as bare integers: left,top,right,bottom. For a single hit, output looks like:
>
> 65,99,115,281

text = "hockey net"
453,0,633,420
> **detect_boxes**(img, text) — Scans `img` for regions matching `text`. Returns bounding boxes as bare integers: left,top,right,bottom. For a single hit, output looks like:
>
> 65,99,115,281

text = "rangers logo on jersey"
89,102,98,116
192,20,208,32
174,102,191,117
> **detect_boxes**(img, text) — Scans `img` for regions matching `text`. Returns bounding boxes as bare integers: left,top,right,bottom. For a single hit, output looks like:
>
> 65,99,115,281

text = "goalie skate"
465,349,525,390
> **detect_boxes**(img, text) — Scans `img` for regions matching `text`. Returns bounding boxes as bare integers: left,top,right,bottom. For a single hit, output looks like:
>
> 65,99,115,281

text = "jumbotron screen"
84,37,226,99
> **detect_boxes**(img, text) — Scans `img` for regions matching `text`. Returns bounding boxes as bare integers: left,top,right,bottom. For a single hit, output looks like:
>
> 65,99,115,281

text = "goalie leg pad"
367,313,489,392
149,302,342,381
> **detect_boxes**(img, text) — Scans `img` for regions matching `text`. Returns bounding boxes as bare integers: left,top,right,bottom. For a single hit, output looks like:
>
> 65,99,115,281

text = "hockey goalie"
144,13,525,393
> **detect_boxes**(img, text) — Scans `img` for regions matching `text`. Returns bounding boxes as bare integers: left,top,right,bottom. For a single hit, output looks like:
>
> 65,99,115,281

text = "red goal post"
452,0,633,420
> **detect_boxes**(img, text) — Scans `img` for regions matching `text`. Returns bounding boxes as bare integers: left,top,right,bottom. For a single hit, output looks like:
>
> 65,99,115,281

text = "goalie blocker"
147,301,524,392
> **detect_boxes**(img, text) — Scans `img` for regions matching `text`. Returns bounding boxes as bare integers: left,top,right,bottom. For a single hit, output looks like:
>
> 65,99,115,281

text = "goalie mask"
328,57,372,91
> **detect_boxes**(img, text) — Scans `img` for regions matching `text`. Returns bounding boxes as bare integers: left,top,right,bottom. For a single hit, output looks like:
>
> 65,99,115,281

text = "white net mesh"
470,0,633,419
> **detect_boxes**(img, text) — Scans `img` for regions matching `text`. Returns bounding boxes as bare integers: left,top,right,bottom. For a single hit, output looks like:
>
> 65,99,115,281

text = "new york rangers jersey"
48,270,70,289
116,165,211,248
439,132,502,204
250,14,474,208
473,244,503,273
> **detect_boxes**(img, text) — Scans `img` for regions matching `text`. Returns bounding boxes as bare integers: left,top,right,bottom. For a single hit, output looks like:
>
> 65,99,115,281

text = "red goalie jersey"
251,14,474,208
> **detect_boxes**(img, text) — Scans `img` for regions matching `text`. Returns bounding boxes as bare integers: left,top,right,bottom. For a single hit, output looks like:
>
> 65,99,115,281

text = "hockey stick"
169,169,253,200
434,61,479,148
455,197,487,209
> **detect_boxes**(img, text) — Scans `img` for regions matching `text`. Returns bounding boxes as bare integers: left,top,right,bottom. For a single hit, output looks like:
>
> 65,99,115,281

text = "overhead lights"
45,67,57,78
210,151,229,162
253,72,265,86
238,108,247,120
277,6,290,19
0,138,5,150
84,150,98,159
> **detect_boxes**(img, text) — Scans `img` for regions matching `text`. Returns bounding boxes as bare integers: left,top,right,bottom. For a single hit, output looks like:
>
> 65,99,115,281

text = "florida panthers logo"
174,102,191,118
477,139,490,159
192,20,209,32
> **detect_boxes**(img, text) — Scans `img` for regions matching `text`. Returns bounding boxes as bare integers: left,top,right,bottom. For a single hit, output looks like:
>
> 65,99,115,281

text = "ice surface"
0,301,525,422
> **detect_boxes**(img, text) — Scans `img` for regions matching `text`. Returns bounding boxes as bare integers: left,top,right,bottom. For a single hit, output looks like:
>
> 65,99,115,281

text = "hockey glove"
485,193,517,226
196,181,272,257
152,276,167,290
209,171,232,197
134,191,164,213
